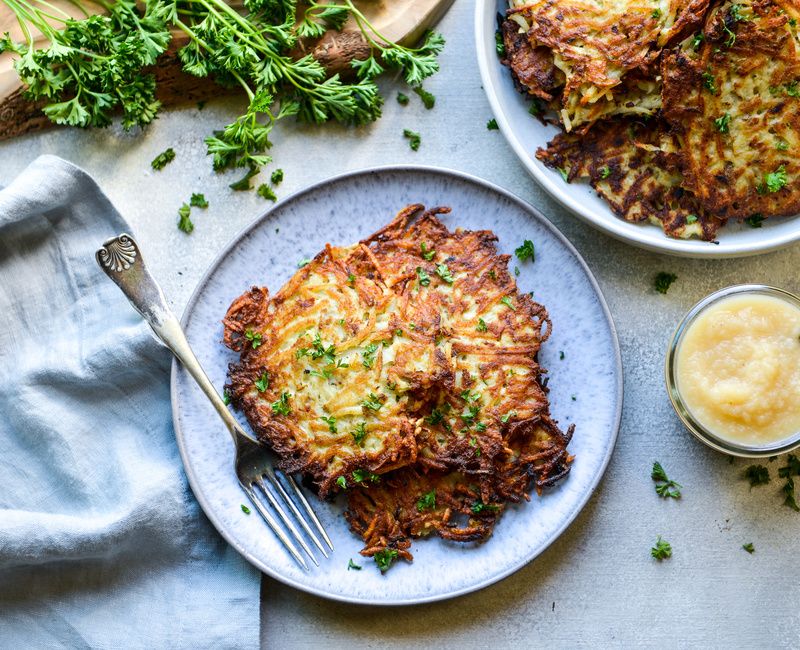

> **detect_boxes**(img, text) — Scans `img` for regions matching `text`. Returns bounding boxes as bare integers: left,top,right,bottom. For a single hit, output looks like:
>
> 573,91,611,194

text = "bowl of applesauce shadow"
666,284,800,457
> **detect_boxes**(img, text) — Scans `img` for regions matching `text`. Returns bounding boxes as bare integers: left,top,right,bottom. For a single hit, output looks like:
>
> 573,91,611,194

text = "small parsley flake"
743,464,770,487
742,542,755,554
352,422,367,446
257,183,277,202
416,489,436,511
500,296,516,310
374,548,399,572
254,372,269,392
413,86,435,109
745,214,765,228
713,113,731,134
336,476,347,490
599,166,611,179
477,318,488,332
421,242,436,260
416,266,431,286
151,148,175,171
652,461,682,499
651,536,672,560
686,214,698,224
397,92,409,105
321,415,337,433
270,169,284,185
654,272,677,294
486,118,499,130
515,239,535,262
347,558,362,570
403,129,421,151
245,329,262,349
190,193,209,208
271,391,291,416
362,392,383,411
435,263,455,284
241,504,251,514
177,203,194,234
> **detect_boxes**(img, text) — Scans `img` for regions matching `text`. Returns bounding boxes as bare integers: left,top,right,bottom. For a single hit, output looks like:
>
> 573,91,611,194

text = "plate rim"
169,164,624,605
474,0,800,259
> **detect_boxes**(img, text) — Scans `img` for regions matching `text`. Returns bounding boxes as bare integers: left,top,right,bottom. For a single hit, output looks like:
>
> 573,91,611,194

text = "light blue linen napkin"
0,155,259,649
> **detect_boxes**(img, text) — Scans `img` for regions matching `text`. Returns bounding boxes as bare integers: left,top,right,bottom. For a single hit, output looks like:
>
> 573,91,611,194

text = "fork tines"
243,468,333,571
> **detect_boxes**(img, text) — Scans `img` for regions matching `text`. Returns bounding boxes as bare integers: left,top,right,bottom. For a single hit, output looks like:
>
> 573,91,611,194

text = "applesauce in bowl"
666,285,800,456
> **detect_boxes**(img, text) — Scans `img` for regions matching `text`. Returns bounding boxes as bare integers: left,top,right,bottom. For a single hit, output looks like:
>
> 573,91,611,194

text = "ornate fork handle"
96,233,242,442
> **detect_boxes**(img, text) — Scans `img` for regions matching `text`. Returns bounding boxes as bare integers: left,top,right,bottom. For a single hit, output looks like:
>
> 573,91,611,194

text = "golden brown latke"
223,205,573,566
536,118,726,240
662,0,800,220
501,0,800,238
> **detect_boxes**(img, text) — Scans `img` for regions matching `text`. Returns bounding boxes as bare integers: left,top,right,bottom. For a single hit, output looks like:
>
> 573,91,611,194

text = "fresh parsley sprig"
652,461,682,499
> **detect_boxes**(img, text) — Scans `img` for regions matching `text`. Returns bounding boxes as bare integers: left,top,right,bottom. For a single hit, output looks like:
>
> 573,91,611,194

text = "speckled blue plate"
170,166,622,605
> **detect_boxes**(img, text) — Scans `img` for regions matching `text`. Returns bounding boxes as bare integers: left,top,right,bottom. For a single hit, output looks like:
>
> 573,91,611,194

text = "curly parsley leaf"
654,272,677,294
416,489,436,512
743,465,770,487
373,548,399,572
651,536,672,560
403,129,421,151
515,240,535,262
190,193,209,208
413,85,435,109
271,391,291,415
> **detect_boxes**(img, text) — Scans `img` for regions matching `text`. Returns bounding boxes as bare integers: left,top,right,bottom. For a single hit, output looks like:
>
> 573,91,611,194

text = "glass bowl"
665,284,800,457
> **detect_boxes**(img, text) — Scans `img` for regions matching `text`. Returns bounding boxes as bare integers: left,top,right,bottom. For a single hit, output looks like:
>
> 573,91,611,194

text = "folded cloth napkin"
0,156,259,649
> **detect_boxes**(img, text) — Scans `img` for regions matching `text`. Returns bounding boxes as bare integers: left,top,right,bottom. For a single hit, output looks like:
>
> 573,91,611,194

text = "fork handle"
96,233,241,442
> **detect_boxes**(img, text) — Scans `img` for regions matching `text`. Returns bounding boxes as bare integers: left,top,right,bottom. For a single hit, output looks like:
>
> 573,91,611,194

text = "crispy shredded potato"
502,0,800,238
223,205,573,565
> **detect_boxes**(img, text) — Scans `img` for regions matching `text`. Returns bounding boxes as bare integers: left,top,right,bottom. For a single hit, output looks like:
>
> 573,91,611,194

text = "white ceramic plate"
475,0,800,258
170,166,622,605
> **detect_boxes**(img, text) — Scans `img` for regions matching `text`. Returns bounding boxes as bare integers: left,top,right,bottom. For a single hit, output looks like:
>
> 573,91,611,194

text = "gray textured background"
2,0,799,647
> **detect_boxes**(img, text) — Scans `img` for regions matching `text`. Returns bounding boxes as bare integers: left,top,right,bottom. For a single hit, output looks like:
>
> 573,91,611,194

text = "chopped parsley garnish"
336,476,347,489
151,148,175,171
742,542,755,554
352,422,367,446
321,415,337,433
557,167,569,182
776,139,789,151
245,329,262,349
514,266,520,276
488,270,497,281
229,167,258,191
190,193,209,208
223,388,232,405
416,267,431,287
257,184,277,202
702,70,717,94
713,113,731,134
559,351,565,360
254,372,269,392
421,243,436,260
347,558,362,570
362,393,384,411
310,333,336,364
477,318,488,332
730,3,749,21
352,469,380,484
743,464,770,487
745,214,765,228
397,92,409,105
374,548,398,572
501,410,517,423
487,118,499,130
403,129,421,151
599,166,611,179
297,258,312,268
362,343,379,369
778,454,800,511
241,504,251,514
413,85,435,109
347,272,356,286
691,32,704,51
425,408,449,428
495,30,506,56
652,461,682,499
651,536,672,560
270,169,284,185
435,263,455,284
177,203,194,234
500,296,516,310
271,391,291,415
686,214,698,224
651,8,661,18
515,239,535,262
654,272,677,294
416,489,436,511
471,500,500,514
763,165,788,193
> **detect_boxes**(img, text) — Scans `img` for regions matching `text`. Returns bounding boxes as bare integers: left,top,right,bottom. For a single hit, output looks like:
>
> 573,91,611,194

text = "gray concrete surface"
2,1,800,646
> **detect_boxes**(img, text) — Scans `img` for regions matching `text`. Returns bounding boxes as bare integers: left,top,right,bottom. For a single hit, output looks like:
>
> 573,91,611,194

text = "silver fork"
95,233,333,571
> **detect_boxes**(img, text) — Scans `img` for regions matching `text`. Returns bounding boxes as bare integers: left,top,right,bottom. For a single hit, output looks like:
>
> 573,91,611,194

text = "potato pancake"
223,205,573,566
506,0,708,129
537,118,726,240
662,0,800,220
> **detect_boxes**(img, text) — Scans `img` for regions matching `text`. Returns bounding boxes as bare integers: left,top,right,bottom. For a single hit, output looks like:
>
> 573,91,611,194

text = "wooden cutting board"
0,0,454,141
